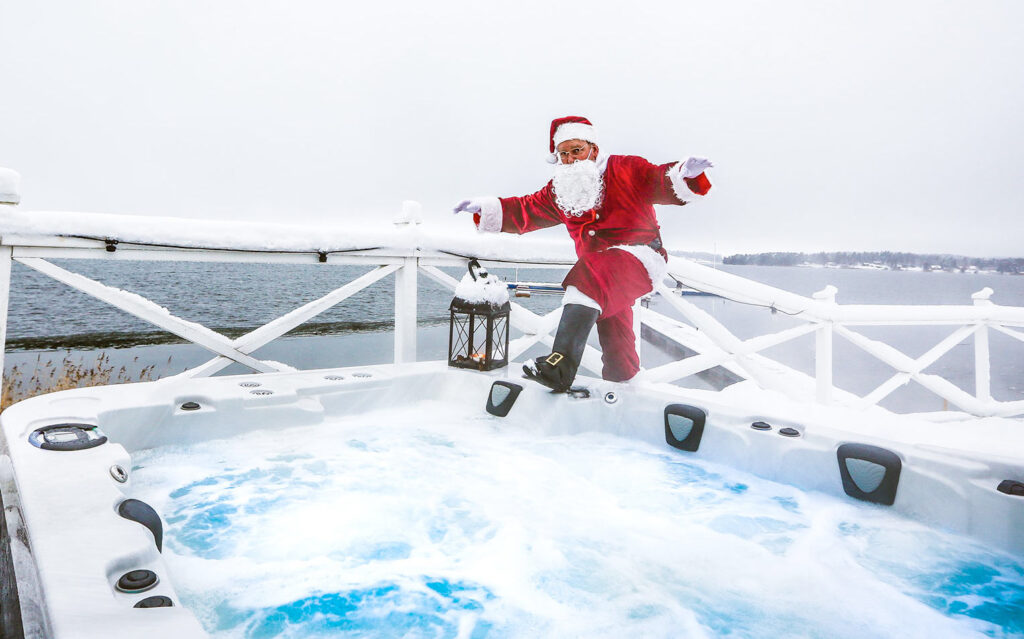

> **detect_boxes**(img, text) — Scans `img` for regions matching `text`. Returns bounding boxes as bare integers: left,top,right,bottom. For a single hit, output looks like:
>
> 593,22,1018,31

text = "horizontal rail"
11,245,407,266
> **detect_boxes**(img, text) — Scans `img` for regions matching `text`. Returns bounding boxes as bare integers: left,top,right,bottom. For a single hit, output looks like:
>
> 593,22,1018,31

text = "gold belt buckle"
545,352,564,366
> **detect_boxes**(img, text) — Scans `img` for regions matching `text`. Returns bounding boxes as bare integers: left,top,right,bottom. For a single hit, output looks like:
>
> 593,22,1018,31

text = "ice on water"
130,402,1024,639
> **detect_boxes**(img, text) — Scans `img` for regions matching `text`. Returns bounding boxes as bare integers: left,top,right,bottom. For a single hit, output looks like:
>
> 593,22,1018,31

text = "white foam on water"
130,401,1024,639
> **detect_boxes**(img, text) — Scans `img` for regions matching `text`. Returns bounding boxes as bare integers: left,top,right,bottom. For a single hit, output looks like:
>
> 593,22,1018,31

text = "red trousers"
562,249,655,382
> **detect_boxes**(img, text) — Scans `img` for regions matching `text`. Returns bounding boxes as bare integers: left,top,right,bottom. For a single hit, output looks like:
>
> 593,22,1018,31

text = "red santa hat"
547,116,598,163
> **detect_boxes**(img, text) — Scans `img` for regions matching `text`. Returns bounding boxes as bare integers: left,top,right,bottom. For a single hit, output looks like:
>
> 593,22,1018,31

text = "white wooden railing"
644,260,1024,417
0,203,1022,418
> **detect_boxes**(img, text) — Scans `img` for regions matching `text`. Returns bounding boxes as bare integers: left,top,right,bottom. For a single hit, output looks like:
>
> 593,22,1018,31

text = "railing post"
0,245,11,397
394,257,418,363
813,285,837,404
634,298,644,370
393,201,421,364
0,168,20,400
972,287,993,403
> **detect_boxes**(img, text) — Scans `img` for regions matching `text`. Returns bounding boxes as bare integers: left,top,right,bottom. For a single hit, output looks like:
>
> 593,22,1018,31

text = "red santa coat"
478,154,711,382
485,154,711,317
499,155,707,255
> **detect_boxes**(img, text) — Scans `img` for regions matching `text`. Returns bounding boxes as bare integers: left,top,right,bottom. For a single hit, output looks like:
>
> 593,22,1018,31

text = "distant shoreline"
716,251,1024,274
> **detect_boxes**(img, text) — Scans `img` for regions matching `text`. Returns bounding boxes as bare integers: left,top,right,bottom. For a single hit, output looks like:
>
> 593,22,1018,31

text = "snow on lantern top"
451,259,510,312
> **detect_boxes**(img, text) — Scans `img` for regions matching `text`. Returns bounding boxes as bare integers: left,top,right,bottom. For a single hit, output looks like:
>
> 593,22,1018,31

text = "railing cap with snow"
0,167,20,205
394,200,423,225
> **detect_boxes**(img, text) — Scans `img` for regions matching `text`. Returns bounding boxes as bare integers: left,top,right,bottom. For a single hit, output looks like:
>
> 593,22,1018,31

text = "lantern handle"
468,258,488,282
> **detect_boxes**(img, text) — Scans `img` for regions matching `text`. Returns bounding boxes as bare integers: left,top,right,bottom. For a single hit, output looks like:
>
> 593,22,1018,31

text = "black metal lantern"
449,260,511,371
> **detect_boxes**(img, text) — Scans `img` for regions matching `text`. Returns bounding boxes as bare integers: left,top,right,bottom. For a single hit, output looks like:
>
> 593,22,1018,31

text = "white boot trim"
562,286,603,313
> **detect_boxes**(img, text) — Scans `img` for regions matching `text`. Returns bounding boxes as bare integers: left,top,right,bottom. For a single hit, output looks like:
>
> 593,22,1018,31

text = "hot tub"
2,362,1022,637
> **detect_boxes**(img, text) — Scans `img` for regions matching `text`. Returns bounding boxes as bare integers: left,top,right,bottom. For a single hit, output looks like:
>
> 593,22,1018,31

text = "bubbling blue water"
130,401,1024,639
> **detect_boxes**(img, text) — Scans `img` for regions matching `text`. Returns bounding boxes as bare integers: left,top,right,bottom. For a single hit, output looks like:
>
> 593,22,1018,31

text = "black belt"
631,237,663,252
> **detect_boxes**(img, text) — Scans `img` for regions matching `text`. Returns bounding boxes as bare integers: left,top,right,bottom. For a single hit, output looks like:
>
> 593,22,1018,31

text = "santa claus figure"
454,116,713,392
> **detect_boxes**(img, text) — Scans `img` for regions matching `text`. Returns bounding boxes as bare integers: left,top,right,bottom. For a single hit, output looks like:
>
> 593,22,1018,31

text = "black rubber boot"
523,304,600,392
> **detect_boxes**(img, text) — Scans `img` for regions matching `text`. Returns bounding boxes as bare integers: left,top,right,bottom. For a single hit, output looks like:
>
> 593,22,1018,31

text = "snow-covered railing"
0,202,579,388
0,186,1022,418
644,258,1024,418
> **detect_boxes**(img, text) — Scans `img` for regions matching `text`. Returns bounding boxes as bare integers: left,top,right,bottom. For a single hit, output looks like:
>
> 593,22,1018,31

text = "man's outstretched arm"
636,155,713,206
454,184,562,234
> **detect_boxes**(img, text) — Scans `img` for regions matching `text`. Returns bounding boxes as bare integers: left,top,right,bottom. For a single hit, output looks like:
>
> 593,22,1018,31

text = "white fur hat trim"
553,122,598,148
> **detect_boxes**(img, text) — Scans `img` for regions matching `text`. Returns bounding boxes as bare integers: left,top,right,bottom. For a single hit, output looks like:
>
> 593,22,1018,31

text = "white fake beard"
552,159,603,216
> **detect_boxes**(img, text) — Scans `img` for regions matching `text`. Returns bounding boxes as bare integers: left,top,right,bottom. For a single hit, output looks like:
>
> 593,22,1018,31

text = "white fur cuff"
667,165,705,203
562,285,603,312
611,245,668,287
476,196,503,233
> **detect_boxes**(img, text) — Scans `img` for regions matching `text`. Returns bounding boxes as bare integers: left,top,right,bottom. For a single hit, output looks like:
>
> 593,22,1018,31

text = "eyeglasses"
557,144,592,162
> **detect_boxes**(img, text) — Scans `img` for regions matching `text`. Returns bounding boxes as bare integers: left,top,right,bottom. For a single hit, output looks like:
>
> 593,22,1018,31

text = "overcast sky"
1,1,1022,257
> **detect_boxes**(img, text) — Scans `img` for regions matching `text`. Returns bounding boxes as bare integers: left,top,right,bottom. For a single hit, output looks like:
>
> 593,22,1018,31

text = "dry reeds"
2,352,161,410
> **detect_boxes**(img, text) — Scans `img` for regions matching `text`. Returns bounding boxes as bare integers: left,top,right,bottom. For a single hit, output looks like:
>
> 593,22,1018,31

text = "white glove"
453,198,485,215
679,157,714,178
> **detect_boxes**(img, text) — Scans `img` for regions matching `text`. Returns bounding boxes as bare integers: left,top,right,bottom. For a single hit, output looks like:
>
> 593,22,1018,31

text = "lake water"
5,261,1024,413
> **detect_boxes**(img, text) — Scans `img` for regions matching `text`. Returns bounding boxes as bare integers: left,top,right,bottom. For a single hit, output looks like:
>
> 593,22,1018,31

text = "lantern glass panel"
490,315,509,364
449,310,472,364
